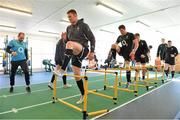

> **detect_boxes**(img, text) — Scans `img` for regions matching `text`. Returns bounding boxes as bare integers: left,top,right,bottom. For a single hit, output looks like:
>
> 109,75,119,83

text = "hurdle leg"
134,69,139,96
52,74,57,103
113,72,118,104
146,70,150,91
154,68,158,87
119,69,122,86
83,76,88,119
161,66,165,83
104,69,107,90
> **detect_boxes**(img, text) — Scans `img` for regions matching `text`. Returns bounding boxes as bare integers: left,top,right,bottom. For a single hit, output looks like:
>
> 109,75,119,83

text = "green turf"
0,73,179,119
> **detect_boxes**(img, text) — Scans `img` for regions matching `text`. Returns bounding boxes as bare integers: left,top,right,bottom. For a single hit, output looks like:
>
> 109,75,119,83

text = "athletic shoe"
26,86,31,93
48,83,53,90
9,87,14,93
125,82,131,88
63,84,72,89
53,69,65,77
110,59,117,65
76,95,84,104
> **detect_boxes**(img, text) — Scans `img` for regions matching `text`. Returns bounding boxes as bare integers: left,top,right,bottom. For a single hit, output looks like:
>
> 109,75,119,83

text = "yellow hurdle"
85,69,118,104
52,74,108,119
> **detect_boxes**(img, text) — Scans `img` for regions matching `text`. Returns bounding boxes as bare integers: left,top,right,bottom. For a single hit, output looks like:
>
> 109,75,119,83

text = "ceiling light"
96,2,123,17
136,21,150,28
0,24,16,30
99,29,115,34
39,30,59,36
156,30,164,34
0,5,32,17
59,19,70,25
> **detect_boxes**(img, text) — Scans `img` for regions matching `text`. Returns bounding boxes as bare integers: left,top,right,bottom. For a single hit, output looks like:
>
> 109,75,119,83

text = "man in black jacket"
53,9,95,104
48,33,72,90
164,40,178,79
157,38,167,62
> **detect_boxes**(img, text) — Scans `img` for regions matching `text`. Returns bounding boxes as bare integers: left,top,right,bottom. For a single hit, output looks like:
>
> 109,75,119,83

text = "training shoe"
125,82,130,88
53,69,65,76
48,83,54,90
110,59,117,65
26,86,31,93
9,87,14,93
76,96,84,104
63,84,72,89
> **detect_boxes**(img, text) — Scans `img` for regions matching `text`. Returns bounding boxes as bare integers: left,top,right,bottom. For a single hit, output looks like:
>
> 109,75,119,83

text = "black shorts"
118,47,131,61
135,55,147,64
165,58,175,65
55,61,63,66
72,47,89,68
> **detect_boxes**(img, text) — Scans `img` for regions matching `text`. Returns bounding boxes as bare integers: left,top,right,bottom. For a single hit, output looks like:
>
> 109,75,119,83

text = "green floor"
0,73,176,119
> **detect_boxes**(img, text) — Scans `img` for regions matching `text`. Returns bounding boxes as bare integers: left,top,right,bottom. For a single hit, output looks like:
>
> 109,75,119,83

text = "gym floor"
0,71,179,119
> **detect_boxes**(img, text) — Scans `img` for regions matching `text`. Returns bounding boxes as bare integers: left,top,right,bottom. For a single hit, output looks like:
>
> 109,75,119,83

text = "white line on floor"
0,76,113,98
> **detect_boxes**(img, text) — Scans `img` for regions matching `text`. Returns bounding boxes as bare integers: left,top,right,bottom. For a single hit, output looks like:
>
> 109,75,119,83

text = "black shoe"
48,84,53,90
9,87,14,93
26,86,31,93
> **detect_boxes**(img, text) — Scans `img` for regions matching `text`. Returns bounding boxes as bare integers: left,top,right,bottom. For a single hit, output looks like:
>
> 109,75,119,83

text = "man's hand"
61,32,66,40
11,52,17,56
129,50,135,57
88,52,94,60
141,54,145,58
171,54,175,57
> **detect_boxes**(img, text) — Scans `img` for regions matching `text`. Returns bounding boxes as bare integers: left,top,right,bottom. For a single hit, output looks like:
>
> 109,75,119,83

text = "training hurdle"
107,67,139,96
109,65,165,92
52,74,108,119
85,69,118,104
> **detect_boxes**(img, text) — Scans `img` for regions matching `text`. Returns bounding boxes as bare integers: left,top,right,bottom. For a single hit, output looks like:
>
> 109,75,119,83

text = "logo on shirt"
18,47,24,53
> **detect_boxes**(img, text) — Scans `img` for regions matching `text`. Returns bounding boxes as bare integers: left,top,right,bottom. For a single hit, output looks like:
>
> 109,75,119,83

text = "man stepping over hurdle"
110,25,138,88
164,40,178,80
53,9,95,104
48,33,72,90
134,33,149,81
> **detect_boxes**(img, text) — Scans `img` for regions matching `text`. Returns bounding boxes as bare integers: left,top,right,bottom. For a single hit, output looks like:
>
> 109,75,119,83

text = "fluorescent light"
39,30,59,36
0,5,32,17
59,19,70,25
0,24,16,30
156,30,164,34
136,20,150,28
96,2,123,17
100,29,115,34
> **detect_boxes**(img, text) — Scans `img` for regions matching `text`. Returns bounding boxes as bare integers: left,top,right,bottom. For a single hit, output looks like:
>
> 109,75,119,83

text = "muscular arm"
133,39,139,52
144,41,149,54
25,48,28,60
6,46,13,54
83,24,95,52
157,45,161,57
174,47,178,57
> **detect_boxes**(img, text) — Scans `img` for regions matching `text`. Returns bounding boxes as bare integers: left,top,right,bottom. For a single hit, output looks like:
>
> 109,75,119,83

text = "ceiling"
0,0,180,38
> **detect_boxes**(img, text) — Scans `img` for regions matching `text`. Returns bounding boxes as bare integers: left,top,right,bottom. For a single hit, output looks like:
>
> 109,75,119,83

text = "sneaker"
26,86,31,93
110,59,117,65
76,95,84,104
125,82,130,88
48,83,53,90
9,87,14,93
63,84,72,89
53,69,65,76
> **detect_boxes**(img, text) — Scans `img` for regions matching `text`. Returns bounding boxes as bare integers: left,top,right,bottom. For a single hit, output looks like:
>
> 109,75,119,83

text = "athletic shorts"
165,58,175,65
135,54,147,64
118,47,131,62
55,61,63,66
72,47,89,68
